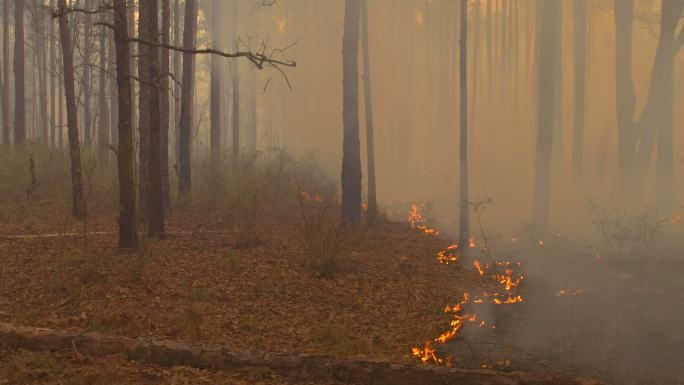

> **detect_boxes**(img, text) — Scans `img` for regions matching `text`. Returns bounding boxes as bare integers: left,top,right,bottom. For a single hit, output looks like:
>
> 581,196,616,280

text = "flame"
556,289,583,297
469,237,476,248
299,191,323,203
538,239,544,247
671,215,682,224
473,260,486,276
437,244,460,264
408,204,439,236
406,205,525,366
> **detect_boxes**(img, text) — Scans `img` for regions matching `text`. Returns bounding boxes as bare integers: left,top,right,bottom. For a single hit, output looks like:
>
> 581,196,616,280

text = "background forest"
0,1,683,385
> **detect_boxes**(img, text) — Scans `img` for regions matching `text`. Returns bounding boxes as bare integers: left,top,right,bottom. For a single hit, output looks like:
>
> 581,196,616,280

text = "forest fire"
408,205,525,366
408,204,439,235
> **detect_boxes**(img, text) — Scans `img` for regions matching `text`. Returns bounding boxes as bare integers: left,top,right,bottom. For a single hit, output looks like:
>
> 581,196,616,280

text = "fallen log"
0,322,596,385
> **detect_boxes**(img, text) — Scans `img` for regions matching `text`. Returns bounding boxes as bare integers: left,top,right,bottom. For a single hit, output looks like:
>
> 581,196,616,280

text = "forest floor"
1,189,682,384
0,199,488,384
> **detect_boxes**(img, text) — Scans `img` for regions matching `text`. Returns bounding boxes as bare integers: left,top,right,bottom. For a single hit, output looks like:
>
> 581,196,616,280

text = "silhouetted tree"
57,0,85,219
458,0,469,255
2,0,9,145
113,0,138,248
160,0,171,212
98,1,109,161
341,0,361,226
573,0,587,177
360,0,376,222
178,0,197,199
14,0,26,146
210,0,222,165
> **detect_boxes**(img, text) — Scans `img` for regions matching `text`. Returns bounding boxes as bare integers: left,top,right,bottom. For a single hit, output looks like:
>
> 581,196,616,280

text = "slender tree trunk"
231,1,240,164
573,0,587,177
160,0,172,213
34,10,48,144
58,46,64,149
14,0,25,147
341,0,362,226
458,0,469,255
178,0,197,199
50,0,57,147
531,0,559,236
83,2,92,146
173,0,181,162
209,0,222,166
109,18,118,147
138,0,152,217
98,2,109,162
113,0,138,248
2,0,9,145
360,0,376,223
485,0,492,93
471,0,480,130
127,0,137,138
57,0,85,219
140,0,165,237
614,0,636,189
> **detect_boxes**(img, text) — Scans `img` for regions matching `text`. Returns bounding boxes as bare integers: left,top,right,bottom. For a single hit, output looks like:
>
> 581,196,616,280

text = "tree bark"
341,0,362,226
531,0,559,236
360,0,377,223
458,0,470,256
178,0,197,199
2,0,9,145
14,0,26,146
573,0,587,178
160,0,172,213
50,0,57,147
57,0,85,220
83,1,92,146
209,0,222,166
173,0,181,162
231,1,240,165
140,0,166,238
113,0,138,248
138,0,151,217
98,1,109,162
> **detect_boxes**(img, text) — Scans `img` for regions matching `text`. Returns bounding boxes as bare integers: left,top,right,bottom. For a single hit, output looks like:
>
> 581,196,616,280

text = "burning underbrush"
405,204,526,369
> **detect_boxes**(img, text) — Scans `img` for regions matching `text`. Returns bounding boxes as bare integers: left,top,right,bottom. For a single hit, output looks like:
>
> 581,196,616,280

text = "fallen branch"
0,322,598,385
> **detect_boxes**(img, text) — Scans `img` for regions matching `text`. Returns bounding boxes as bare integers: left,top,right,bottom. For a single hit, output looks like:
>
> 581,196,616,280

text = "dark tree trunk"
231,1,240,164
57,0,85,219
160,0,172,213
83,2,92,146
178,0,197,199
113,0,138,248
360,0,376,223
138,0,151,216
98,2,109,162
209,0,222,166
173,0,181,162
34,9,48,144
2,0,9,145
531,0,559,236
341,0,362,226
50,0,57,147
573,0,587,177
458,0,469,255
109,18,118,147
14,0,25,146
485,0,492,91
140,0,165,237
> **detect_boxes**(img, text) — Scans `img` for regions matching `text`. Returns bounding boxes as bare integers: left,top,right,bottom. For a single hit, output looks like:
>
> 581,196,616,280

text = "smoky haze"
0,0,682,384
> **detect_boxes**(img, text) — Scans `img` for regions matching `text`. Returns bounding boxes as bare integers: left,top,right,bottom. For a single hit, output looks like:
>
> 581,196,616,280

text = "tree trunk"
614,0,636,189
34,9,48,144
83,2,92,146
57,0,85,220
98,1,109,162
109,16,118,147
113,0,138,248
572,0,587,177
173,0,181,162
360,0,376,223
50,0,57,147
139,0,165,237
14,0,25,146
458,0,470,256
160,0,172,213
341,0,362,226
531,0,559,236
209,0,222,166
2,0,9,145
138,0,151,217
231,1,240,164
178,0,197,199
486,0,492,92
